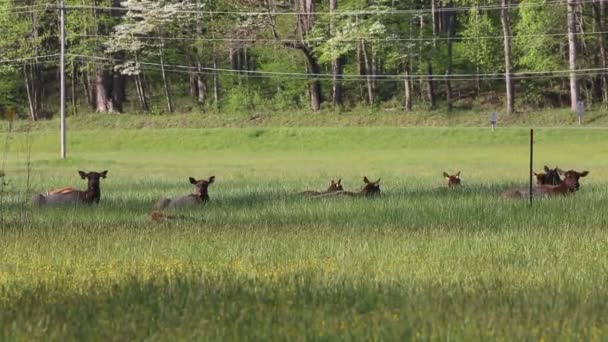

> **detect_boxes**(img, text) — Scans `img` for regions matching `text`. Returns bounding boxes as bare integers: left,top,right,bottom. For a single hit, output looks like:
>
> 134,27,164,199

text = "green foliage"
221,84,267,112
460,8,503,73
0,0,605,114
0,70,20,110
514,0,566,71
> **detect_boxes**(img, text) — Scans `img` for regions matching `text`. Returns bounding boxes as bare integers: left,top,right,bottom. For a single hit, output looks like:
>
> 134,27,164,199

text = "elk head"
559,170,588,191
362,176,381,197
443,171,461,187
328,179,343,192
189,176,215,201
78,170,108,191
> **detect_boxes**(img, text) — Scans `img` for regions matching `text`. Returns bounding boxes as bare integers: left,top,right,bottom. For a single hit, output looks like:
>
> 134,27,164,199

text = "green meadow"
1,122,608,340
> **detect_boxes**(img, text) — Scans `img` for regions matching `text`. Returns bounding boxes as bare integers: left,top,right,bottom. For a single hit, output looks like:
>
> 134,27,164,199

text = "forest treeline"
0,0,606,120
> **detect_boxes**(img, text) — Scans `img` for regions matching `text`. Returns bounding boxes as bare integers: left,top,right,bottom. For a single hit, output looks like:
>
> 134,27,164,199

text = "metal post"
60,0,66,159
529,128,534,205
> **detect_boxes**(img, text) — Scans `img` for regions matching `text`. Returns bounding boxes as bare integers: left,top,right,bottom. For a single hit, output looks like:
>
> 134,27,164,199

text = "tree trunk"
213,56,219,108
135,74,149,112
301,48,322,111
501,0,514,115
197,70,208,105
23,65,38,121
189,65,198,99
445,4,455,112
593,0,608,103
427,64,436,109
135,75,143,109
229,47,238,71
95,67,109,113
422,9,436,109
82,71,91,109
109,0,124,113
71,62,77,116
357,41,365,100
476,65,481,95
418,14,424,102
295,0,320,111
195,9,207,107
330,0,344,108
25,10,41,120
210,12,220,108
296,0,315,38
361,40,374,105
431,0,438,47
568,0,579,111
134,54,149,111
84,70,96,110
159,44,174,113
111,72,125,113
403,62,412,112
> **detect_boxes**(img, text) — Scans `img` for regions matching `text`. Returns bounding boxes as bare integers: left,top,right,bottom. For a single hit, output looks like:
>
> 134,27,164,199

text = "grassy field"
1,124,608,340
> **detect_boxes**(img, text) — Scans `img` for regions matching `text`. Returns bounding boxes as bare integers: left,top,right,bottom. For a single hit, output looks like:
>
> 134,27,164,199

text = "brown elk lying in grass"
502,169,588,199
535,170,588,195
151,176,215,221
314,177,381,198
153,176,215,210
301,179,343,196
32,170,108,207
443,171,461,187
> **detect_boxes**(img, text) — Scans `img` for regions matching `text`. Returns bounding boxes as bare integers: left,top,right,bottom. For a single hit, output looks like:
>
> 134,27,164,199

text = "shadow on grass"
2,271,608,340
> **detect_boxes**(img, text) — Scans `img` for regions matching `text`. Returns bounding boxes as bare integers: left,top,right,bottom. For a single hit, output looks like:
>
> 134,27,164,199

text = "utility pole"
60,0,67,159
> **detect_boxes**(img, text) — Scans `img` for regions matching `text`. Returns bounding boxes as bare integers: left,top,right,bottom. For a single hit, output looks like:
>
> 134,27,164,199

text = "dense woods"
0,0,606,119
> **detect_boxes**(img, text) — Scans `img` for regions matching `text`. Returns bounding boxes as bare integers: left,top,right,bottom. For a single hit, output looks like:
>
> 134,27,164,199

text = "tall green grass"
1,126,607,340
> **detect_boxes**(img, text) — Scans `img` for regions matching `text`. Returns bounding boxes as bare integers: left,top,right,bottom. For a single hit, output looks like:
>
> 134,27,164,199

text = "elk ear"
78,171,87,179
375,178,381,184
443,172,450,179
579,171,589,177
455,171,461,177
100,170,108,178
208,176,216,183
189,177,198,185
544,165,551,172
364,176,370,184
337,178,341,185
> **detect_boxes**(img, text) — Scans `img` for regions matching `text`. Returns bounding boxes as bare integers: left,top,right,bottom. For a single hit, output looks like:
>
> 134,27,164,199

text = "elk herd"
30,166,590,220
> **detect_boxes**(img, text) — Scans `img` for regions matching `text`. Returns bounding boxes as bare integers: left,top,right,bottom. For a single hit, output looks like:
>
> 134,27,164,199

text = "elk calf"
302,179,343,196
32,170,108,207
153,176,215,210
443,171,461,187
315,177,381,198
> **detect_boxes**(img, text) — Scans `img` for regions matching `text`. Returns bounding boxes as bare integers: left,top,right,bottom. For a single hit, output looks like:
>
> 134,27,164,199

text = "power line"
133,64,608,82
61,0,605,16
69,30,608,44
122,62,608,83
0,8,43,15
0,54,59,64
69,53,608,81
0,4,48,12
